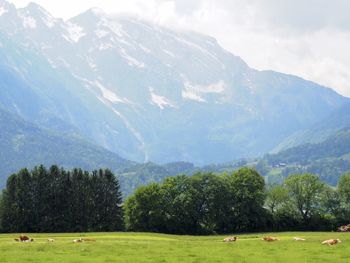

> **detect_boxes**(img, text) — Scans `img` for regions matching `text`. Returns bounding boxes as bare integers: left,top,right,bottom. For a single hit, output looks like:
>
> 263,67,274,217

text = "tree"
124,183,166,232
338,173,350,221
284,173,324,223
90,169,123,231
225,167,266,232
338,173,350,205
1,174,20,232
160,175,195,234
185,173,231,234
0,193,3,232
266,185,289,215
1,165,123,233
320,186,342,217
124,172,233,234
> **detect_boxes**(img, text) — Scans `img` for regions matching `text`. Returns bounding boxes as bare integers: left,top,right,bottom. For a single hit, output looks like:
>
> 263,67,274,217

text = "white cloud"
6,0,350,97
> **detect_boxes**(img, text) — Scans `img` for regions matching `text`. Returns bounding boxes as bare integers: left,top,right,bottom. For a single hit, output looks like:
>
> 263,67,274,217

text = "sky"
6,0,350,97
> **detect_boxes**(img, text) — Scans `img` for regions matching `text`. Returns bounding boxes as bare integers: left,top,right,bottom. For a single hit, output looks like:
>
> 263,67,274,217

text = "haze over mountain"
274,102,350,152
0,0,349,169
0,106,134,187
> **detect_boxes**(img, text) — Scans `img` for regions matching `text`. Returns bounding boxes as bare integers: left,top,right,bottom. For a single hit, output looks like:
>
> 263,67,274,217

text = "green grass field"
0,232,349,262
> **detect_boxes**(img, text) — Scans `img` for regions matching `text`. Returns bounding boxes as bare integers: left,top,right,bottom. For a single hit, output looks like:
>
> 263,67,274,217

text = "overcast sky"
7,0,350,97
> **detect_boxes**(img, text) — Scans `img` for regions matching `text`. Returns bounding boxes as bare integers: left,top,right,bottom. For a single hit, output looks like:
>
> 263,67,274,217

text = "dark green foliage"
267,174,348,231
0,165,123,233
337,173,350,221
338,173,350,204
225,168,266,232
1,165,349,234
284,173,325,223
125,170,350,234
125,168,269,234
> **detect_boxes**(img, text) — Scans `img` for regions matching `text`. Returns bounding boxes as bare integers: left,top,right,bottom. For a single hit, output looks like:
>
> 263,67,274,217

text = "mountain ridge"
0,0,349,165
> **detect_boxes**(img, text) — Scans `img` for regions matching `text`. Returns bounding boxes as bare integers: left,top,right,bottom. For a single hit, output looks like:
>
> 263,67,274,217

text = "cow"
223,236,237,242
19,235,30,242
82,238,96,242
48,238,55,242
73,238,83,243
322,239,341,246
262,237,279,242
338,224,350,232
293,237,306,241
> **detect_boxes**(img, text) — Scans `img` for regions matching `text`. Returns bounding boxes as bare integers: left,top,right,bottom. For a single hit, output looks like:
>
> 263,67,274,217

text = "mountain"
273,102,350,152
261,127,350,185
0,107,134,187
0,0,349,166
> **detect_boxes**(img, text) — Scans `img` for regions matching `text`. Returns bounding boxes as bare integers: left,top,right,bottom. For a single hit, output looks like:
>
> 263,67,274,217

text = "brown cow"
223,236,237,242
262,237,279,242
19,235,30,242
322,239,341,246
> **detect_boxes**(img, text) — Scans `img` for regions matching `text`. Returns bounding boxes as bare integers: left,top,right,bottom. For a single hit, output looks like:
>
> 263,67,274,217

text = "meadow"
0,232,349,262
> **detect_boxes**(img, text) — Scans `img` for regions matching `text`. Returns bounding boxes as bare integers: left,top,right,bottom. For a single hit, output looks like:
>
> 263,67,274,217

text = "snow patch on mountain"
120,48,145,68
182,88,206,102
197,80,226,93
41,11,56,28
181,80,226,102
95,81,129,104
64,22,85,43
18,12,37,29
149,87,175,109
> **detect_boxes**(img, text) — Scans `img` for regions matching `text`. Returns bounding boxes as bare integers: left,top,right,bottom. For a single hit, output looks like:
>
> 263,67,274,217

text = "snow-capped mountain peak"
0,0,348,164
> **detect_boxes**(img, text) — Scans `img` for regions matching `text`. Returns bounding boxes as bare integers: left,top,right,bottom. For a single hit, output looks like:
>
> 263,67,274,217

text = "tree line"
124,169,350,234
0,165,123,233
0,165,349,234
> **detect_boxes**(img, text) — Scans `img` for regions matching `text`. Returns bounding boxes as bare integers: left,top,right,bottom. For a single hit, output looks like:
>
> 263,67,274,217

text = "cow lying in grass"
223,236,237,242
293,237,306,241
262,237,279,242
14,235,34,242
73,237,96,243
338,224,350,232
322,239,341,246
73,238,83,243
